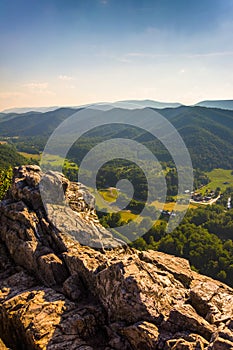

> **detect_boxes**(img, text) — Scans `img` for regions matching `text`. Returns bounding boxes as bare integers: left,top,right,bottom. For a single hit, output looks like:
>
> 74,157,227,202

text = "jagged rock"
208,320,233,349
120,321,159,349
139,250,193,288
0,165,233,350
161,304,216,340
0,338,9,350
62,274,83,300
164,333,208,350
190,273,233,325
0,270,103,350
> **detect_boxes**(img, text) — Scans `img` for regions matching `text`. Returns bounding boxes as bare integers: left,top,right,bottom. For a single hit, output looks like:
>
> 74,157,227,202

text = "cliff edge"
0,165,232,350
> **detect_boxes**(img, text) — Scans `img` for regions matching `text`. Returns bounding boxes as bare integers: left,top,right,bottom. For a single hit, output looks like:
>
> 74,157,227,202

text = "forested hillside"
1,105,233,170
0,144,29,169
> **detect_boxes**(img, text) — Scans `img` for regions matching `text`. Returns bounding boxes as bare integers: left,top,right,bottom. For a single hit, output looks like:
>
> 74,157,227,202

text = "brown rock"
62,274,83,301
121,321,159,349
0,166,233,350
139,250,193,288
209,320,233,350
0,338,9,350
37,253,69,286
162,304,216,340
190,273,233,324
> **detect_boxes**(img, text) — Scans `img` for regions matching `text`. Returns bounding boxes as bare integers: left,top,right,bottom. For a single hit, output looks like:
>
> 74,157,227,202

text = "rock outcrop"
0,165,232,350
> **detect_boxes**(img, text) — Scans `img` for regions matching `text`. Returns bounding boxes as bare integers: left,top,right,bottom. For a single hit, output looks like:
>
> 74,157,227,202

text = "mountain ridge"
0,105,233,170
195,99,233,110
2,98,233,113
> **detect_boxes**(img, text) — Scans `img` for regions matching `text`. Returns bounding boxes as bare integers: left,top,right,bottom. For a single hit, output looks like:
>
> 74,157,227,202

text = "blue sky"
1,0,233,110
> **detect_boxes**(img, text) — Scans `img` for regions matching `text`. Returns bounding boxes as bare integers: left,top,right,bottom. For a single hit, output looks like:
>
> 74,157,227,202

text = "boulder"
0,166,232,349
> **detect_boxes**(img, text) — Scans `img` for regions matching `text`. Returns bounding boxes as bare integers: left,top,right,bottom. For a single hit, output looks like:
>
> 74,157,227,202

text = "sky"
1,0,233,111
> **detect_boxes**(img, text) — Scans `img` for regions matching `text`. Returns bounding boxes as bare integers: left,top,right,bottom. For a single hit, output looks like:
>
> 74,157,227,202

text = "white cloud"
126,52,170,58
125,50,233,61
58,75,74,81
23,82,48,89
22,82,55,96
187,51,233,58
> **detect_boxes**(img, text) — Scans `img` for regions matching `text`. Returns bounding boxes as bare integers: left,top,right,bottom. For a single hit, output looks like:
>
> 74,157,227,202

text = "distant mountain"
0,104,233,171
2,106,60,113
0,108,78,136
66,105,233,171
117,99,183,109
3,99,233,114
195,100,233,110
1,100,183,114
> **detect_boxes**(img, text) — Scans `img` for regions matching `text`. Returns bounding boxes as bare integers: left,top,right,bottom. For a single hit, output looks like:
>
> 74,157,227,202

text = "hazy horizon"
0,98,199,113
1,0,233,111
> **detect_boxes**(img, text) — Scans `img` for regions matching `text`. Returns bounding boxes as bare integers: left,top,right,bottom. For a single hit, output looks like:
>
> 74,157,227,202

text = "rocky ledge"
0,165,232,350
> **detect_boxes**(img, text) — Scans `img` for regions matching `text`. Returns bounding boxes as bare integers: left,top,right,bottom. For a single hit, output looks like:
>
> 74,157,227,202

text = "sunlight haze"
1,0,233,110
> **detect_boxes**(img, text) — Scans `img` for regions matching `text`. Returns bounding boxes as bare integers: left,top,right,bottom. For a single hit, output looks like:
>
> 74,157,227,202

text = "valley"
0,104,233,288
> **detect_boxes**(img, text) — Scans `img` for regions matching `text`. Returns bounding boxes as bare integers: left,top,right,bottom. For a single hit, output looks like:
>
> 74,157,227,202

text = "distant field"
119,210,138,222
19,152,41,161
40,154,66,167
95,187,198,218
150,200,197,211
93,189,142,222
40,154,79,170
98,188,118,202
19,152,80,172
91,189,118,212
200,169,233,194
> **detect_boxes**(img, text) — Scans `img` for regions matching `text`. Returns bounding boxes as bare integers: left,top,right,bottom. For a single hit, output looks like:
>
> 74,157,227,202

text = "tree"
132,237,147,251
0,167,13,200
217,270,227,281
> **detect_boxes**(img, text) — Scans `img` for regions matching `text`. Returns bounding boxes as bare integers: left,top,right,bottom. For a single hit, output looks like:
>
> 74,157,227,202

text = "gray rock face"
0,165,233,350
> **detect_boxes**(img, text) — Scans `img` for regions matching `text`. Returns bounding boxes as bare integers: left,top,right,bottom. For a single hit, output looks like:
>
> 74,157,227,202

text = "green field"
200,169,233,194
19,152,41,161
98,188,118,202
40,154,71,167
39,153,79,171
96,187,198,214
92,188,141,222
119,210,138,222
151,200,198,211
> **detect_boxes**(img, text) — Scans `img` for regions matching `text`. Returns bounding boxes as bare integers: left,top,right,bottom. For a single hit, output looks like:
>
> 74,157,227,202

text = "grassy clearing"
150,200,197,211
200,169,233,194
97,187,198,213
36,153,79,170
91,189,142,222
119,210,138,221
19,152,41,161
19,152,80,178
154,219,164,226
40,154,66,167
90,189,117,210
98,188,118,202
